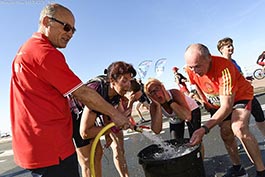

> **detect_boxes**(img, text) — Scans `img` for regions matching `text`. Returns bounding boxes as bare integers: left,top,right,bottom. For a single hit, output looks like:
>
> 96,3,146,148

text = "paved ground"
1,79,265,177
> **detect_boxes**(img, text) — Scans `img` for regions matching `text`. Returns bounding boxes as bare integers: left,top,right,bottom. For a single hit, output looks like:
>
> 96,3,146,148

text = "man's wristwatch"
167,99,174,106
201,125,210,134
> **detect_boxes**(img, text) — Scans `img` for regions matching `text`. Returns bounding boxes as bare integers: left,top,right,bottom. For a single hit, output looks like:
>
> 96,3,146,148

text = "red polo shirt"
10,32,83,169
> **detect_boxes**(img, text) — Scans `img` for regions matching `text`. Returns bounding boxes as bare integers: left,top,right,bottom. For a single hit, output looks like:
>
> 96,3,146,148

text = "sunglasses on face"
148,86,161,96
48,17,76,34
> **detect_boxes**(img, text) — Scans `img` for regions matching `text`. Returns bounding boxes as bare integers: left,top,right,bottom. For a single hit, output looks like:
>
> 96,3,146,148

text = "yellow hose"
90,122,115,177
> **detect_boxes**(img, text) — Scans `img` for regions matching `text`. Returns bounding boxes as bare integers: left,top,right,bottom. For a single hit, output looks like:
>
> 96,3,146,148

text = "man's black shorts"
209,100,251,121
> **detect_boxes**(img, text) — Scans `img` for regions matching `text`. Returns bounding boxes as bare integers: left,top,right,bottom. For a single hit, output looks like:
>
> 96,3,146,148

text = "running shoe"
222,166,248,177
256,172,265,177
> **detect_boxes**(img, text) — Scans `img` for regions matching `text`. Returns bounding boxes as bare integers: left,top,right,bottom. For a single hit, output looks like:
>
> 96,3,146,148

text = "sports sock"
232,164,242,171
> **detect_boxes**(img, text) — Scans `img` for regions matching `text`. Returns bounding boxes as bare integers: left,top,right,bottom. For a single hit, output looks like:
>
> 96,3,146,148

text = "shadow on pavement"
1,113,265,177
0,167,29,177
204,141,265,177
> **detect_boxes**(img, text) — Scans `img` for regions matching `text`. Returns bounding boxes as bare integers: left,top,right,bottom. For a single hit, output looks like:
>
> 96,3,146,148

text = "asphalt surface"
1,93,265,177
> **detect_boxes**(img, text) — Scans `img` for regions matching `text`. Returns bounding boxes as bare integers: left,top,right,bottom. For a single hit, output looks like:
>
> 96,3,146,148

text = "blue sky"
1,0,265,132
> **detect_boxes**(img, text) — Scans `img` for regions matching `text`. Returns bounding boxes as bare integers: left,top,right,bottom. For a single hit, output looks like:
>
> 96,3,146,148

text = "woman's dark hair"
105,61,136,81
130,79,141,93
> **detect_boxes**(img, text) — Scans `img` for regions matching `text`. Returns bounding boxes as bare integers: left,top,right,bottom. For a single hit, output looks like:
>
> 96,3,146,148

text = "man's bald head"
184,43,211,76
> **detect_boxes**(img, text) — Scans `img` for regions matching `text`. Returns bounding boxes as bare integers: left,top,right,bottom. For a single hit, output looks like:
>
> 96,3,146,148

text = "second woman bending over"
144,78,201,141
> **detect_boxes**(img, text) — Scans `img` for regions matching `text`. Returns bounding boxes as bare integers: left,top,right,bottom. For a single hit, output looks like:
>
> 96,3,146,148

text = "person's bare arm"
170,89,191,121
72,85,130,128
148,97,163,134
162,86,191,121
136,102,144,118
204,94,234,129
189,94,234,146
126,91,142,109
79,107,107,139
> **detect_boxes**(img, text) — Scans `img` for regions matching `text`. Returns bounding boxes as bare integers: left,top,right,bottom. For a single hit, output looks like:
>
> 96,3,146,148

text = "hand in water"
188,128,205,146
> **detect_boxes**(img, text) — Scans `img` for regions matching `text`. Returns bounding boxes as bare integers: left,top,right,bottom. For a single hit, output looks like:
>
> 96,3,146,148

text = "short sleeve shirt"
186,56,253,108
231,59,243,73
10,32,83,169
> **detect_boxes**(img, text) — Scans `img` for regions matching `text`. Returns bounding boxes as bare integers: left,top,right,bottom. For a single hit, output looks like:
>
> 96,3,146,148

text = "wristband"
167,99,174,106
202,125,210,134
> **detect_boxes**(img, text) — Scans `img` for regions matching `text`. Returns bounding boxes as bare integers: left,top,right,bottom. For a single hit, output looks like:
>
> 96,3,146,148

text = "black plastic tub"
137,138,206,177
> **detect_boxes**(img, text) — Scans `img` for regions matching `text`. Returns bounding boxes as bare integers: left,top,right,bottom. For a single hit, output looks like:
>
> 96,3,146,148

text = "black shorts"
209,100,252,121
29,152,80,177
169,121,185,139
188,107,202,136
139,94,150,104
72,116,90,148
251,96,265,122
169,107,201,139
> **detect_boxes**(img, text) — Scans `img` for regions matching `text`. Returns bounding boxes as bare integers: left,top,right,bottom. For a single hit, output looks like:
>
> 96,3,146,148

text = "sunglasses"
48,17,76,34
148,86,161,96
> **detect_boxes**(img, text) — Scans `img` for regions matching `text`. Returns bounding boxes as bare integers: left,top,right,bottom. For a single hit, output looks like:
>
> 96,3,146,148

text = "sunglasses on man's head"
48,17,76,34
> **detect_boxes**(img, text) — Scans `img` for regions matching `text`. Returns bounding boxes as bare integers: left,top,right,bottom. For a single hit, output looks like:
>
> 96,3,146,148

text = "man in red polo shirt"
184,43,265,177
10,3,131,177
